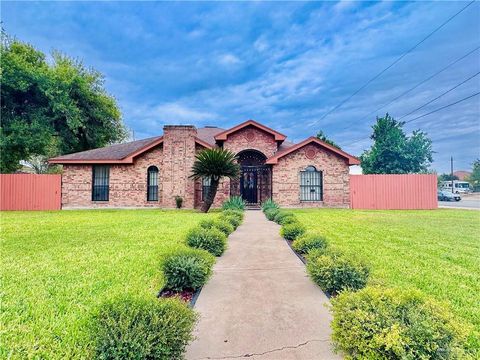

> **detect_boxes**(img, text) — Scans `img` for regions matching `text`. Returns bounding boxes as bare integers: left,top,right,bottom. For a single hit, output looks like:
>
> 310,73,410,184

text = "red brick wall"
222,126,278,158
61,146,164,208
272,143,350,208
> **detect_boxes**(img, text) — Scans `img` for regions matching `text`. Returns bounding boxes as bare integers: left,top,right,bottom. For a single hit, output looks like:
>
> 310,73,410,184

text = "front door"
240,167,258,204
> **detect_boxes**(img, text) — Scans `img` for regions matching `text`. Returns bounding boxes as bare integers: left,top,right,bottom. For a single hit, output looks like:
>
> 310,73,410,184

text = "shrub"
221,196,245,211
185,227,227,256
162,248,215,291
305,246,341,262
199,218,234,236
307,254,369,295
273,211,296,225
222,209,244,222
280,216,299,226
331,287,467,359
264,208,279,221
219,214,241,229
280,222,306,240
292,233,328,255
91,296,197,360
175,195,183,209
261,198,279,212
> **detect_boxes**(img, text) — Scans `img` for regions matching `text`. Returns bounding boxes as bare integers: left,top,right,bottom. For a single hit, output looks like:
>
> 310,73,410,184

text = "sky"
2,1,479,173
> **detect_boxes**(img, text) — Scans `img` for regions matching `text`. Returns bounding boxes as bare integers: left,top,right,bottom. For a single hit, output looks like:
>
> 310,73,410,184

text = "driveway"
186,211,340,360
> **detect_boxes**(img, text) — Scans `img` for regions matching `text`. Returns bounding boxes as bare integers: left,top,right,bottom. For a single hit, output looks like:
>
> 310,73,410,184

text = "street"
439,193,480,210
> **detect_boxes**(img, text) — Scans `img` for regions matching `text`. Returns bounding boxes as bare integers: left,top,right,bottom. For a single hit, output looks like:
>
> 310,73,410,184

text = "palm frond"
190,148,240,180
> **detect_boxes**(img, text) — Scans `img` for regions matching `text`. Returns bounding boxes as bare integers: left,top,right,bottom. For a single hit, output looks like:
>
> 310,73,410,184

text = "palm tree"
190,148,240,212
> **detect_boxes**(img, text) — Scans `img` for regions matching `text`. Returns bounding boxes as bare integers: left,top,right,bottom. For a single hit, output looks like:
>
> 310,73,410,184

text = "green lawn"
0,209,215,359
293,208,480,348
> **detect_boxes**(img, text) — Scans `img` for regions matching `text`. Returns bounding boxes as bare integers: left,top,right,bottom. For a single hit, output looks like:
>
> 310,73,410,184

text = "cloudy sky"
3,1,479,173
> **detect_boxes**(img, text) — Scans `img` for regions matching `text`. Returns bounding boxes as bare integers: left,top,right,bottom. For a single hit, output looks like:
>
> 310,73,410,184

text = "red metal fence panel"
0,174,61,211
350,174,438,210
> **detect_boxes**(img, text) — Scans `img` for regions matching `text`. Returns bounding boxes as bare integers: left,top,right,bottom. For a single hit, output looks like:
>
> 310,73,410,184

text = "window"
300,165,323,201
147,166,159,201
92,165,109,201
202,177,211,201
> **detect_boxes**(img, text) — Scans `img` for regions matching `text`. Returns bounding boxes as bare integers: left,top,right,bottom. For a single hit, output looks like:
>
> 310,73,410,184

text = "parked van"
440,181,472,194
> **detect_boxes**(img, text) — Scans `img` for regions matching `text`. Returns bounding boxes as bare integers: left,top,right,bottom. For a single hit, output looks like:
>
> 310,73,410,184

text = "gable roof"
266,136,360,165
214,119,286,142
197,126,225,145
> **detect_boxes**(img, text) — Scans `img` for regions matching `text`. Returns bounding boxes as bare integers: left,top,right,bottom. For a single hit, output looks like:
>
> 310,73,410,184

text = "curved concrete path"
186,211,341,360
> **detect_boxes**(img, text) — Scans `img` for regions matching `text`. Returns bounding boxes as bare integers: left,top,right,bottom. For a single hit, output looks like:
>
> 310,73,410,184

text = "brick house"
50,120,360,209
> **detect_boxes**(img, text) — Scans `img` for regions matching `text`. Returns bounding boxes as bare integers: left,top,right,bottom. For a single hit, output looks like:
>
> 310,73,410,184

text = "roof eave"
214,119,287,142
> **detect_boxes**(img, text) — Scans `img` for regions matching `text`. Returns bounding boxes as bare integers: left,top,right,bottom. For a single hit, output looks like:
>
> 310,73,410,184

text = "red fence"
0,174,61,211
350,174,437,210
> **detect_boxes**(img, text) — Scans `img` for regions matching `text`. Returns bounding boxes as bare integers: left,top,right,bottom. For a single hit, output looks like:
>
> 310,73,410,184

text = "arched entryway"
230,149,272,205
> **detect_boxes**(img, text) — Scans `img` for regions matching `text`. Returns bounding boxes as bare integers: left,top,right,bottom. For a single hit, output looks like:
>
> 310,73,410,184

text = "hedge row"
261,198,467,359
90,197,245,359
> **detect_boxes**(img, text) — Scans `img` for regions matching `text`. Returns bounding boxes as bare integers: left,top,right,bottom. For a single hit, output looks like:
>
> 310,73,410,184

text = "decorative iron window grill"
92,165,109,201
300,165,323,201
202,177,211,201
147,166,159,201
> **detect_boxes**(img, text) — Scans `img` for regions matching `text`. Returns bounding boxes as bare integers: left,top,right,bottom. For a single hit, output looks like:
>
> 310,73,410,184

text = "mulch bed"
158,289,195,303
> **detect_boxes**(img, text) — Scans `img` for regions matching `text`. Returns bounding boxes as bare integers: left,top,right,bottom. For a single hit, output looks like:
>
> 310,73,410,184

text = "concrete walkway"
186,211,341,360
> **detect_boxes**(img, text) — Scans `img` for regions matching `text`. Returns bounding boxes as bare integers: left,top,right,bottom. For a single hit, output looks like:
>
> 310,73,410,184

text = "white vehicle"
440,181,472,194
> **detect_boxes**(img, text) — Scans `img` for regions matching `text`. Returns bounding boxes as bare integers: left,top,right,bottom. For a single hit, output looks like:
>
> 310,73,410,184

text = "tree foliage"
316,130,341,149
360,114,433,174
438,173,459,182
1,34,127,173
467,159,480,189
190,148,240,213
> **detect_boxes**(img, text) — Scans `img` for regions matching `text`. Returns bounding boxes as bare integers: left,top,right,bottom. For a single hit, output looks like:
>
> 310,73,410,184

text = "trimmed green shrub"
273,211,296,225
292,233,328,255
221,196,246,211
307,254,369,295
90,296,197,360
186,227,227,256
221,209,244,222
281,216,299,226
219,214,241,229
280,222,306,240
199,218,234,236
331,287,467,359
305,246,341,262
264,208,279,221
162,248,215,291
261,198,279,212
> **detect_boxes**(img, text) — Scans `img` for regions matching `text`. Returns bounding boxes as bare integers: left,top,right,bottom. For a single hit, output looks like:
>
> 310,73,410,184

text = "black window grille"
202,177,211,201
147,166,159,201
92,165,109,201
300,166,323,201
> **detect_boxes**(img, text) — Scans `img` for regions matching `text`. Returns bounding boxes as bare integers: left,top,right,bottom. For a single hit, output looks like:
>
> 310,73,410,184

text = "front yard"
293,208,480,349
1,210,214,359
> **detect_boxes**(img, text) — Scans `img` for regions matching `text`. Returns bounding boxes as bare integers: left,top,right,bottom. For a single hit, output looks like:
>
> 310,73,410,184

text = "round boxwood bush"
280,222,306,240
186,227,227,256
199,218,234,236
162,248,215,291
219,214,241,229
273,211,296,225
331,287,467,359
90,296,197,360
222,209,244,222
306,254,369,295
292,233,328,255
264,208,279,221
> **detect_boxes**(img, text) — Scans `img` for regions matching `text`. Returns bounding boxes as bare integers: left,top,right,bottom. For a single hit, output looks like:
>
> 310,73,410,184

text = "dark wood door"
240,168,258,204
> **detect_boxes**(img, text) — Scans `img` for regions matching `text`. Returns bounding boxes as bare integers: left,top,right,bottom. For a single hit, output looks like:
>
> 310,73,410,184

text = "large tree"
1,34,127,173
360,114,433,174
467,159,480,190
190,148,240,213
316,130,341,149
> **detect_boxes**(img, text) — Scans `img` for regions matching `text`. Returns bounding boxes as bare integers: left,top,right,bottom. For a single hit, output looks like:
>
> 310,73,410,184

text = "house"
49,120,360,209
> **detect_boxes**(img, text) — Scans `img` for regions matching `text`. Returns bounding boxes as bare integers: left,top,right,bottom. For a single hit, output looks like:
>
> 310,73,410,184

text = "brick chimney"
162,125,197,208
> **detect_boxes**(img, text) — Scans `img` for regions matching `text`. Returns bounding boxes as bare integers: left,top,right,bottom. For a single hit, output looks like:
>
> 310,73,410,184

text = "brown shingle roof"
197,126,225,145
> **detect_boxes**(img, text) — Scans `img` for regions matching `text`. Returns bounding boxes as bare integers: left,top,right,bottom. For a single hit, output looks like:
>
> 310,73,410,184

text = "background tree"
1,33,127,173
438,174,459,182
466,159,480,191
316,130,341,149
190,148,240,213
360,114,433,174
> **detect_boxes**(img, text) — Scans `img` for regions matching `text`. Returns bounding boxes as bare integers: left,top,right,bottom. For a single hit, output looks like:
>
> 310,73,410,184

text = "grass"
0,209,215,359
292,208,480,351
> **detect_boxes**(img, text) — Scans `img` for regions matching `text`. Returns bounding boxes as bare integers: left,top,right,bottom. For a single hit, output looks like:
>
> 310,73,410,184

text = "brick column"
162,125,197,208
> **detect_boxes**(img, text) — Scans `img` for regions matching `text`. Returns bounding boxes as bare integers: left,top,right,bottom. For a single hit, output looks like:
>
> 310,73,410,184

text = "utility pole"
451,156,454,193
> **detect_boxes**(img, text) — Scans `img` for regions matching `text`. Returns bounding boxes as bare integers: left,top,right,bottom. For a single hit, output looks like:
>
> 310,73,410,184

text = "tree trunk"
201,177,219,213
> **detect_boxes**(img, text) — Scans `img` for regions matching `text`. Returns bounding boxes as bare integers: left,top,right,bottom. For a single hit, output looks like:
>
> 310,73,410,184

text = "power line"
398,71,480,120
347,92,480,146
337,45,480,132
310,0,476,127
